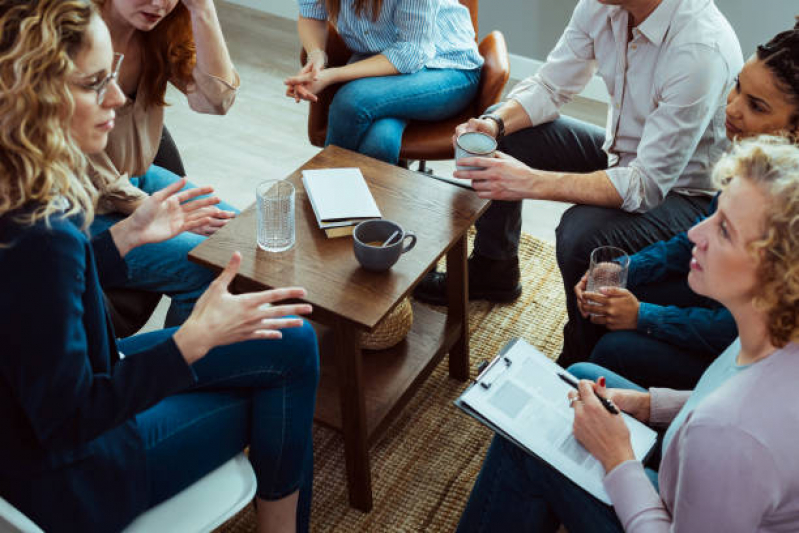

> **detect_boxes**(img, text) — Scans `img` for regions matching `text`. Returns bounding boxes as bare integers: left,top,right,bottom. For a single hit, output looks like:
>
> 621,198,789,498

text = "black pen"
557,372,619,415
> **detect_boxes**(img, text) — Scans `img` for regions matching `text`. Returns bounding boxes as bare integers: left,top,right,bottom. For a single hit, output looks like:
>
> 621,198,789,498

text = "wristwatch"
479,113,505,141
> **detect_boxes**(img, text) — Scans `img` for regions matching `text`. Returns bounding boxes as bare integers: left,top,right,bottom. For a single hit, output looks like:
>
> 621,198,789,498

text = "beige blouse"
89,66,240,214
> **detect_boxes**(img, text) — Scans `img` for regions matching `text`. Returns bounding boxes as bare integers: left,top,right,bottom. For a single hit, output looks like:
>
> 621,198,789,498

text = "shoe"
413,253,522,306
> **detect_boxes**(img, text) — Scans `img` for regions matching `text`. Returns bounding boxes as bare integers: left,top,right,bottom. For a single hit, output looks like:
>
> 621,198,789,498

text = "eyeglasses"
74,53,124,105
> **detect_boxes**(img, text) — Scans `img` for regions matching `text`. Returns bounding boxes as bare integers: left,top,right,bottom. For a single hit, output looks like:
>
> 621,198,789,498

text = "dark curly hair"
757,18,799,130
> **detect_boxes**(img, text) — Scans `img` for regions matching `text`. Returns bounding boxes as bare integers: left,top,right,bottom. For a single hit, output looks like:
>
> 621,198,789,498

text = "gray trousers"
472,116,711,366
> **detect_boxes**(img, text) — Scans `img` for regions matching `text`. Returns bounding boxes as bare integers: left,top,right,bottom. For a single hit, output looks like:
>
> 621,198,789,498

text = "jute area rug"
218,232,568,532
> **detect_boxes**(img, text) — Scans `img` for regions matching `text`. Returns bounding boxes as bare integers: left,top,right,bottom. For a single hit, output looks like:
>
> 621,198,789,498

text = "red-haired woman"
90,0,240,327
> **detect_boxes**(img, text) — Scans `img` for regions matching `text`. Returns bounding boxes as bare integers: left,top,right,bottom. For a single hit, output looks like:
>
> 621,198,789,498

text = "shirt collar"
634,0,683,46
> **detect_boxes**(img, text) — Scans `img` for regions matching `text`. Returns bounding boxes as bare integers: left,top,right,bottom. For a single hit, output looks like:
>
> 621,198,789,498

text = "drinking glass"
586,246,630,313
256,180,295,252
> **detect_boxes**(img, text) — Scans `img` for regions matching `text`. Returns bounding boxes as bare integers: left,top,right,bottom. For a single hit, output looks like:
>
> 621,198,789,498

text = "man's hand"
452,117,499,146
584,287,640,330
457,151,550,201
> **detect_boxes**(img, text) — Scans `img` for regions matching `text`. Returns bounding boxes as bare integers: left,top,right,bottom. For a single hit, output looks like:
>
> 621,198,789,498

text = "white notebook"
455,338,658,505
301,168,382,233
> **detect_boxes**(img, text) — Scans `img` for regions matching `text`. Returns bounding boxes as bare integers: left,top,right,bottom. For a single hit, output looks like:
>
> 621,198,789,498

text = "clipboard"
454,338,658,505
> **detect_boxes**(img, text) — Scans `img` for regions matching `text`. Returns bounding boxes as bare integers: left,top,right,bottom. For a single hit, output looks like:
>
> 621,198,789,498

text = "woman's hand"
284,65,333,103
173,252,313,364
584,287,640,330
452,117,499,146
188,207,237,236
110,178,220,257
605,387,651,423
574,272,591,318
570,380,636,472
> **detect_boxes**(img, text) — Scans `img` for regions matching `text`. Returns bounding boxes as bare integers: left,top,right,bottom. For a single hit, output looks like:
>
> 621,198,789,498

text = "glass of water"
256,180,295,252
586,246,630,312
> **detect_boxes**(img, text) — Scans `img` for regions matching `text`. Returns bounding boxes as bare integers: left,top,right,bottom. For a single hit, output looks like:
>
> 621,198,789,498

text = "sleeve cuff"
298,0,327,19
507,80,561,127
648,388,691,428
636,302,661,337
381,44,430,74
605,166,637,211
604,460,667,528
90,230,129,287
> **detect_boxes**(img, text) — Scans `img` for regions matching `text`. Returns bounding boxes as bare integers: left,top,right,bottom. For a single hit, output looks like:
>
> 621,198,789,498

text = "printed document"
456,338,657,505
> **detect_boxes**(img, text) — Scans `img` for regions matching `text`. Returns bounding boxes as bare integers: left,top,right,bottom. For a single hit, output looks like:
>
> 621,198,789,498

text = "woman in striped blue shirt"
286,0,483,164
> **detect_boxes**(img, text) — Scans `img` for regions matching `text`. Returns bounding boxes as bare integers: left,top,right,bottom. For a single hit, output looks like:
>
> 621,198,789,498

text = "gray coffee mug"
353,220,417,272
455,131,497,171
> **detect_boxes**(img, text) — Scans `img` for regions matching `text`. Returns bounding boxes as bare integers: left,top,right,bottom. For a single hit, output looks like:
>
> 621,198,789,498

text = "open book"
301,168,382,238
455,338,657,505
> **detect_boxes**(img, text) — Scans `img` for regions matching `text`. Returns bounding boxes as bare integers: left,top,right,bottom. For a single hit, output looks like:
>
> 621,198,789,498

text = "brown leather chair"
103,126,185,338
300,0,510,168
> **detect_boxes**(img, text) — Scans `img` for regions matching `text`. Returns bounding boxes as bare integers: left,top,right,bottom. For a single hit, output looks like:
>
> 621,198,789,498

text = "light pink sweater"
604,342,799,532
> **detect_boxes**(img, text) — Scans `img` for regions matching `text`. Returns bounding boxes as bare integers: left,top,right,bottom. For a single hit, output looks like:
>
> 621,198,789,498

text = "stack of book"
302,168,382,238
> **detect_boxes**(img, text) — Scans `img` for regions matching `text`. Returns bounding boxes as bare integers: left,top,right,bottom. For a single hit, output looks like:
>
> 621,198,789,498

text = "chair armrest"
476,31,510,115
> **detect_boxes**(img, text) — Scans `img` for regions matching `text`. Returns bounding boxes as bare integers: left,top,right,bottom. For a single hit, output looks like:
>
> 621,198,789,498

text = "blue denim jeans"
118,320,319,531
325,67,481,164
90,165,240,327
458,364,656,533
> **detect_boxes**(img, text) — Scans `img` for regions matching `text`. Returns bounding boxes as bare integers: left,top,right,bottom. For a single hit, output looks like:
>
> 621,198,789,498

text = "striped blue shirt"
298,0,483,74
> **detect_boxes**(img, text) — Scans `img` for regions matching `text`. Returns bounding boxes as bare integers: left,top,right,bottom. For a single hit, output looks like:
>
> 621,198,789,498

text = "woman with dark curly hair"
459,135,799,532
89,0,241,327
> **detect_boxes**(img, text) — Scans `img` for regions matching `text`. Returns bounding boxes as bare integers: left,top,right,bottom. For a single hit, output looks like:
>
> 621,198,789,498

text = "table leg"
333,318,373,511
446,234,469,381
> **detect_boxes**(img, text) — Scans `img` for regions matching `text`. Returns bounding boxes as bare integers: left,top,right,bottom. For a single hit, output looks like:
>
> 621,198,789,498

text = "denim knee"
566,362,607,382
328,88,373,128
277,320,320,383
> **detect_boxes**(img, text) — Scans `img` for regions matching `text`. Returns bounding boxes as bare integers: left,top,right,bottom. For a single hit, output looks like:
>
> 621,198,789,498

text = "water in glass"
256,180,295,252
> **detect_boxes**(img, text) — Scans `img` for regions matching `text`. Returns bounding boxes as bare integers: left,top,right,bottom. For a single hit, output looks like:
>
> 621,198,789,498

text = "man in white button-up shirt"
415,0,742,365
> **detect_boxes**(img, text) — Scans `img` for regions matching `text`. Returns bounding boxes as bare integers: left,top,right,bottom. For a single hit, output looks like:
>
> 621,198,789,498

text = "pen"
557,372,619,415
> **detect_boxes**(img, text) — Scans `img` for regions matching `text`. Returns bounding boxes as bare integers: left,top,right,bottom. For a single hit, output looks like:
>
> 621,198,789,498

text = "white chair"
0,453,256,533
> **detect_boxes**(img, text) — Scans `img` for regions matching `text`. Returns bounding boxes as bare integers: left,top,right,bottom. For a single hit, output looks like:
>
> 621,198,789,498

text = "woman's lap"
122,323,319,509
325,67,481,162
90,165,240,326
458,435,624,533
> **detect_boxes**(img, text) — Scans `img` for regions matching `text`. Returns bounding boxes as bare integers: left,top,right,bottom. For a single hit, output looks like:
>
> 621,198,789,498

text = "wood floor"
144,1,607,330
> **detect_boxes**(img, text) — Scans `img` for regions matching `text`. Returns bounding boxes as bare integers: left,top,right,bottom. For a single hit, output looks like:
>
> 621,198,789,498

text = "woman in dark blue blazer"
0,2,319,531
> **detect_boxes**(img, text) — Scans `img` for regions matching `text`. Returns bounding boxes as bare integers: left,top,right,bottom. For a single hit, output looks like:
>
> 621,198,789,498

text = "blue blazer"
0,209,196,532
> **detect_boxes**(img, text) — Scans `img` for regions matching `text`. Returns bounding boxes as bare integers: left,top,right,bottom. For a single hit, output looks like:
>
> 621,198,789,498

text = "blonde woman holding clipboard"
458,136,799,532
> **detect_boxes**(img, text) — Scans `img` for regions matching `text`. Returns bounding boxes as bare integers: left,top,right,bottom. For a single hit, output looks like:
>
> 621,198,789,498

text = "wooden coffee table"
188,146,489,511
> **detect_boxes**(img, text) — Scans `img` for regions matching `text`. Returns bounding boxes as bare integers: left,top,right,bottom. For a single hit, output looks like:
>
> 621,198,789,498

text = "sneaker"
412,253,522,306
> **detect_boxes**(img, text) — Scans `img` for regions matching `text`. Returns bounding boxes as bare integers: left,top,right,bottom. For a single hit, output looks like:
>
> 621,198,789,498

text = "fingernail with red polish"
599,377,606,387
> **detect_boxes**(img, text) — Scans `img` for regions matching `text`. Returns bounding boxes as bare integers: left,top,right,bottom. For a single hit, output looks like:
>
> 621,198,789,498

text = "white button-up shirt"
507,0,743,213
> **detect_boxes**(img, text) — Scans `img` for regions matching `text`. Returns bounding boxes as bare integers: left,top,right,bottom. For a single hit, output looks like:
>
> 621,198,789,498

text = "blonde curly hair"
713,135,799,347
0,0,98,230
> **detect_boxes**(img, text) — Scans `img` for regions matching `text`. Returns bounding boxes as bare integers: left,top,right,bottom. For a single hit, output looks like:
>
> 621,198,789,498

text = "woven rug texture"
218,232,567,532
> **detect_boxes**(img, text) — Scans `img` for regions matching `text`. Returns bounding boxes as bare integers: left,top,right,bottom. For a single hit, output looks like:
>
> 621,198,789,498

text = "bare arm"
298,15,328,57
184,0,235,85
461,152,623,208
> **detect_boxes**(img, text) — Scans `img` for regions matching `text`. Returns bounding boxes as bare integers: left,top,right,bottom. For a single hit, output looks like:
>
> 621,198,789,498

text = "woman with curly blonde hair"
89,0,241,327
459,135,799,532
0,2,319,531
